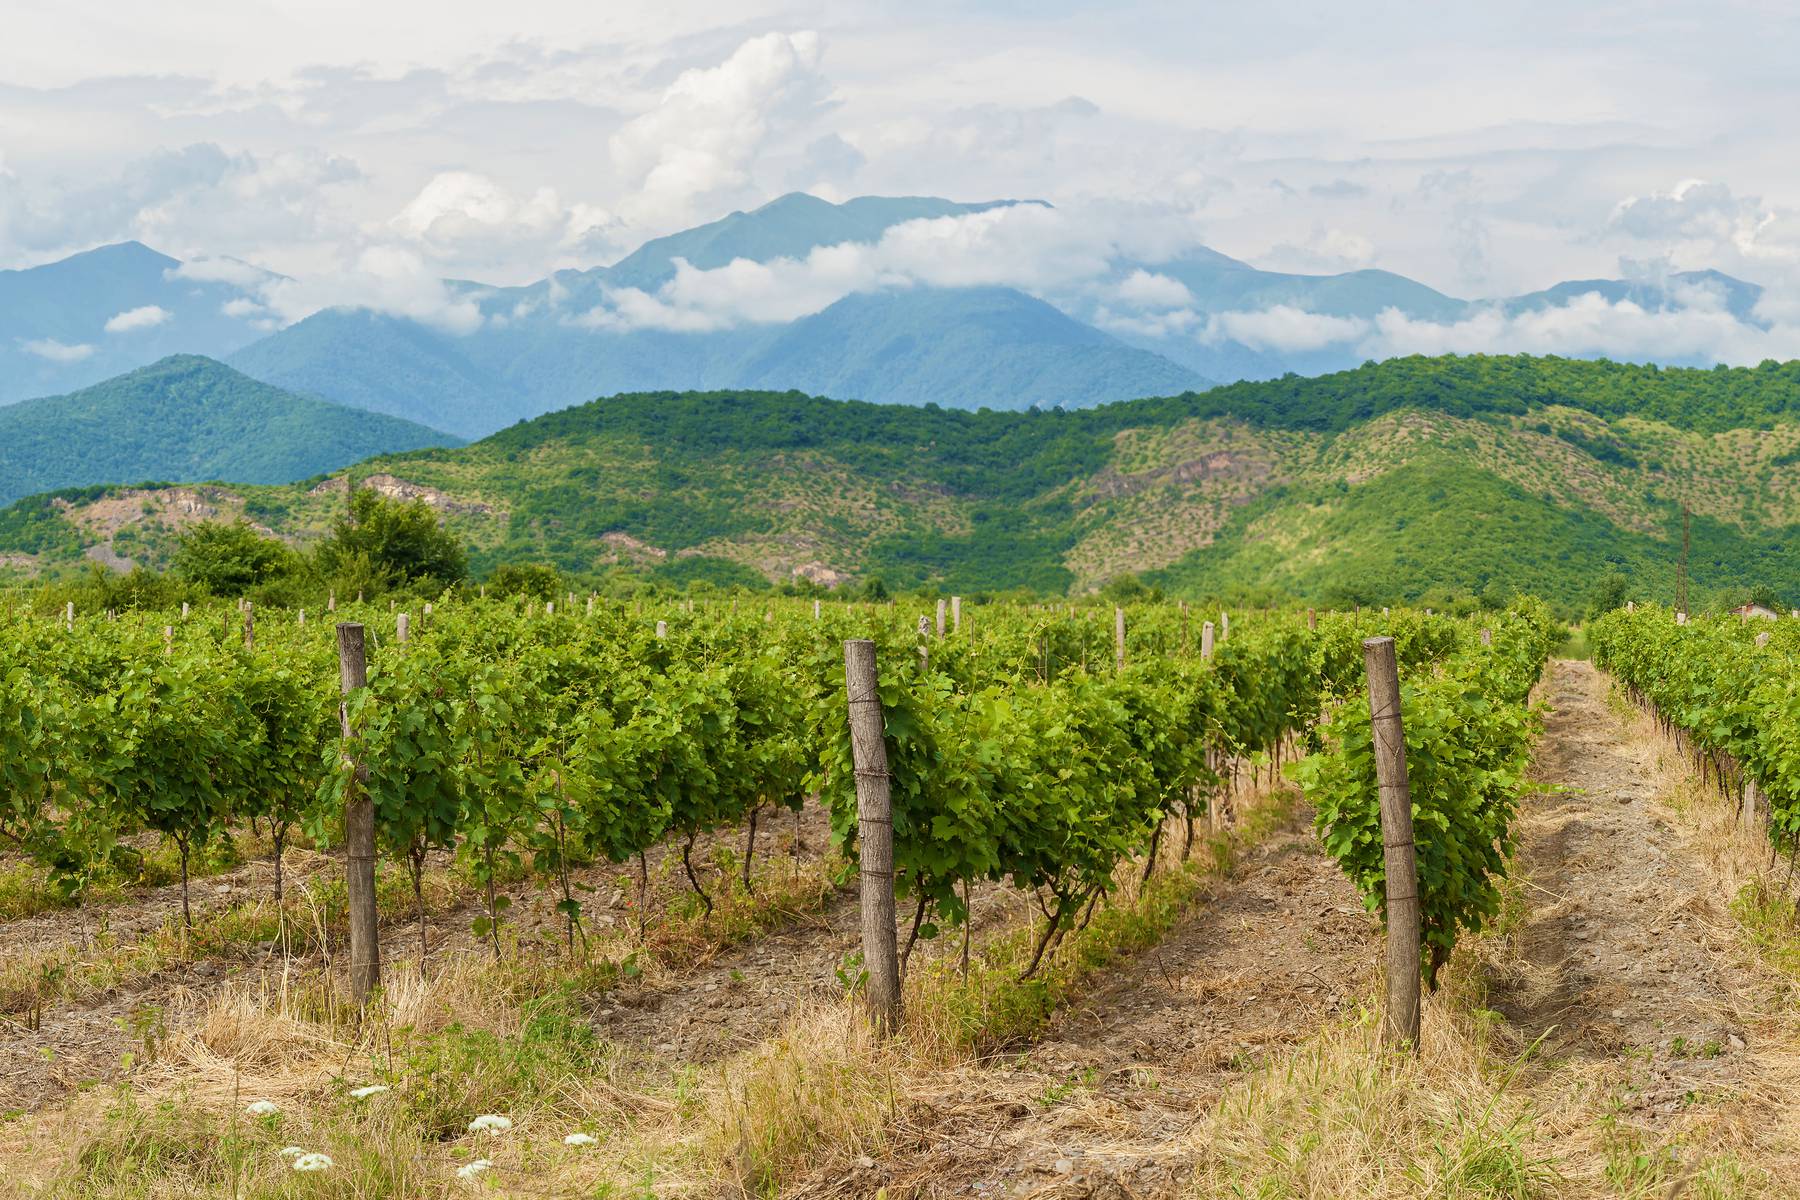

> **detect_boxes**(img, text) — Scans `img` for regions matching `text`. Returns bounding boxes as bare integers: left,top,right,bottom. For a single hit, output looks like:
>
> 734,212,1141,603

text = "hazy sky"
4,0,1799,344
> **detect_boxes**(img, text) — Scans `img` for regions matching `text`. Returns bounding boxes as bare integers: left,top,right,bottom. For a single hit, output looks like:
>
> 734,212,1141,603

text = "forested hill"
5,353,1800,614
0,355,460,507
1179,354,1800,434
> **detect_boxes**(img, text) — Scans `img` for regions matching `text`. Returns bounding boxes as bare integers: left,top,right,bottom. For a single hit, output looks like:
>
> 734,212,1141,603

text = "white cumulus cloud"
610,31,827,229
1204,305,1371,352
103,305,171,333
19,337,95,362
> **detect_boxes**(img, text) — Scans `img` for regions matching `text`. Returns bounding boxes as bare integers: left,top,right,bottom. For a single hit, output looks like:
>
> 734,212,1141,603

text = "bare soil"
1489,659,1785,1122
804,805,1380,1199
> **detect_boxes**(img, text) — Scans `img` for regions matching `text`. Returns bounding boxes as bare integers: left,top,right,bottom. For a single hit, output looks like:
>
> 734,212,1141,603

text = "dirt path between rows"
800,802,1380,1199
1488,658,1779,1123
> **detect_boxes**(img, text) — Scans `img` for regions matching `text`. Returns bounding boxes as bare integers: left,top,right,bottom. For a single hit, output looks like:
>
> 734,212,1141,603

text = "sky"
4,0,1800,359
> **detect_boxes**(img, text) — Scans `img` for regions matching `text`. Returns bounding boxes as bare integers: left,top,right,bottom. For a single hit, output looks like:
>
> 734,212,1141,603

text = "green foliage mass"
173,521,298,595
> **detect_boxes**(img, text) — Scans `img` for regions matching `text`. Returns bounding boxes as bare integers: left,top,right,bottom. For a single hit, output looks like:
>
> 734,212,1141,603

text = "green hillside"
4,353,1799,614
0,355,461,507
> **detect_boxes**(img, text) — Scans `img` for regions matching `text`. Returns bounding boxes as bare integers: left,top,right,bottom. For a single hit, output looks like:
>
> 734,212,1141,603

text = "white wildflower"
292,1152,334,1172
244,1099,280,1117
348,1084,390,1099
456,1158,493,1181
563,1132,599,1147
467,1114,513,1135
278,1146,308,1159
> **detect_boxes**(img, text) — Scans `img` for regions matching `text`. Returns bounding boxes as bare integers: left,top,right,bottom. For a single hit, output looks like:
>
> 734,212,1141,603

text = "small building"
1732,603,1780,621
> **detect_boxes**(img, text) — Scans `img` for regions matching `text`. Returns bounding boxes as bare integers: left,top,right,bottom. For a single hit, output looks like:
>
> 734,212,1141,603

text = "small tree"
1584,571,1629,622
314,490,468,593
173,522,295,596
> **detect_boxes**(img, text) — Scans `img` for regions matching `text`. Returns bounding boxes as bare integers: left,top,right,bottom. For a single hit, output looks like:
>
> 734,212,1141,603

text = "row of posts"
841,629,1424,1050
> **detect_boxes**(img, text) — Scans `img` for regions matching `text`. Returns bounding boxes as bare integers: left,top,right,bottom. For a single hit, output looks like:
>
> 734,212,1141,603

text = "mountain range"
1,192,1772,440
6,354,1799,615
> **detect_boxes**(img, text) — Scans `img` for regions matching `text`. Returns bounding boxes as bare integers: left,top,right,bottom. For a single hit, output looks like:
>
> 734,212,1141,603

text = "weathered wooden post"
1308,608,1317,631
951,595,962,634
936,598,946,638
1201,620,1215,660
64,601,73,631
656,620,667,639
243,603,254,652
298,608,306,627
1115,606,1126,672
1364,636,1421,1051
546,601,554,617
163,626,173,656
1220,610,1230,643
181,601,190,620
396,612,409,645
1480,628,1492,646
336,623,380,1005
813,598,822,620
327,592,335,613
844,639,900,1032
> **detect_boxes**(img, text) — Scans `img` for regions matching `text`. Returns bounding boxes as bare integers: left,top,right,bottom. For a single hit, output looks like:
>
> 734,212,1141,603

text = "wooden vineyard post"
1220,610,1230,643
1363,636,1421,1051
396,612,409,645
814,598,822,620
336,623,381,1006
1480,628,1492,646
243,603,254,652
1308,608,1317,631
936,598,946,638
951,595,961,634
64,602,73,631
655,620,667,639
181,601,190,620
1201,620,1215,660
1115,606,1126,672
843,639,901,1033
163,626,173,656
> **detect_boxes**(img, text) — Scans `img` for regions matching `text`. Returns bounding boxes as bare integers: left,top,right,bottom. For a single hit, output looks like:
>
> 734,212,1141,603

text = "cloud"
1204,305,1372,352
103,305,172,333
580,200,1130,331
0,142,363,264
169,256,277,289
20,338,95,362
610,31,828,229
1607,179,1753,242
1110,269,1194,309
385,172,624,280
1365,289,1800,363
254,244,484,334
1257,226,1376,273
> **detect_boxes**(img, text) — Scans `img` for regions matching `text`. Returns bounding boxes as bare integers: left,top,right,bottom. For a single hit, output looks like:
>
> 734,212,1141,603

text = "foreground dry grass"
1177,661,1800,1200
0,784,1287,1199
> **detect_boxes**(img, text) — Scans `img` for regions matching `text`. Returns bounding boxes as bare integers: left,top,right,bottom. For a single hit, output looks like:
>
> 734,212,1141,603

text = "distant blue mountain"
738,286,1205,409
0,242,269,403
2,192,1775,437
